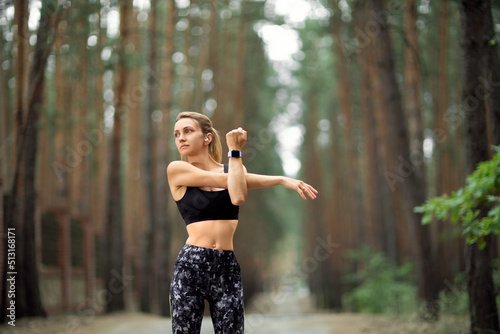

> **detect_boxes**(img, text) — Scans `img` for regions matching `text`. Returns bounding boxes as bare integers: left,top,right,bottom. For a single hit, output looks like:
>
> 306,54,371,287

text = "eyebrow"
173,125,195,133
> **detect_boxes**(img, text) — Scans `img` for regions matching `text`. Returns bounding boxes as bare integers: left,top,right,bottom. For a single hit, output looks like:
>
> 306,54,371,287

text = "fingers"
226,127,247,150
297,182,318,200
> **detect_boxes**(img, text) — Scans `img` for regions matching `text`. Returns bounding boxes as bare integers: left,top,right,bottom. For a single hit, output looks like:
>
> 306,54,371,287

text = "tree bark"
140,0,158,313
433,0,456,291
22,0,59,318
330,0,364,250
365,13,404,263
233,3,247,127
3,0,30,319
459,1,500,332
369,0,439,319
354,0,384,252
207,0,220,118
403,0,424,184
157,0,176,317
2,0,58,322
483,0,500,147
105,0,131,313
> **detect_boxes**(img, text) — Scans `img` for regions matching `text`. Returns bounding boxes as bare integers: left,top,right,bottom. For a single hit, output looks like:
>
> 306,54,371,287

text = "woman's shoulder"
167,160,192,177
168,160,190,169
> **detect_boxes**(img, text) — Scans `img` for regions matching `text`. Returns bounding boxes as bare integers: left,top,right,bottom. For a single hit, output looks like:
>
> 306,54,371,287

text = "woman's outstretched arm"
245,173,318,200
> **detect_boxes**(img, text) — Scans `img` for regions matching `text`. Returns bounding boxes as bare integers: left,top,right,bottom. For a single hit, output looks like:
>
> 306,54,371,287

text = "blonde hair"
175,111,223,163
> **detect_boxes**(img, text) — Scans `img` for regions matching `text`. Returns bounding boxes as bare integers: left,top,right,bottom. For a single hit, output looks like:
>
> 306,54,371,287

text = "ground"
0,311,468,334
0,291,468,333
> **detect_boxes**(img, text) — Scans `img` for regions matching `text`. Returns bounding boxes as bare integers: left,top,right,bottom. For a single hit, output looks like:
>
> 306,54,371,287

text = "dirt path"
1,288,466,333
0,311,467,334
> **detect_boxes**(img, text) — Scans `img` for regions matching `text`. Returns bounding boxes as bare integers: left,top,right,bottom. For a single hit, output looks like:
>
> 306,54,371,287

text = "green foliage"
415,146,500,249
343,246,417,314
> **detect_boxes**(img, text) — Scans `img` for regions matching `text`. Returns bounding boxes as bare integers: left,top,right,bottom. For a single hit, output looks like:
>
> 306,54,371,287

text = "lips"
180,145,189,149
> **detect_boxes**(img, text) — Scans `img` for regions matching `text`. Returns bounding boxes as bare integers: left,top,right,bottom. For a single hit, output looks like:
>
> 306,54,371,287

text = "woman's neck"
188,154,218,171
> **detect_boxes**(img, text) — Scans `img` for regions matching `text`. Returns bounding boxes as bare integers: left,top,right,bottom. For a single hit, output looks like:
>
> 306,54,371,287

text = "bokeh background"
1,0,499,330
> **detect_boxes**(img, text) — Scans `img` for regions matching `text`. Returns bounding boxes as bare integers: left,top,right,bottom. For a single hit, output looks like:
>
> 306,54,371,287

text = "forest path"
0,291,467,334
0,310,467,334
0,312,408,334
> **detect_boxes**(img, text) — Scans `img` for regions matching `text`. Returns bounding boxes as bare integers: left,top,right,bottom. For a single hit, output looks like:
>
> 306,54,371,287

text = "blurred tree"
353,0,384,253
3,0,30,319
157,0,176,316
141,0,159,313
105,0,131,314
2,0,59,321
484,1,500,147
459,0,500,332
369,0,439,319
329,0,363,252
432,0,456,290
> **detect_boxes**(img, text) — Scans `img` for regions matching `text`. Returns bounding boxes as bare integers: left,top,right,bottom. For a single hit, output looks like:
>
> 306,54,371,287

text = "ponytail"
209,127,223,163
176,111,223,163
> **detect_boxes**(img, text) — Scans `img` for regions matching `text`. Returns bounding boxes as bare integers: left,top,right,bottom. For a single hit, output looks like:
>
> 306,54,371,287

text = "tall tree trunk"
0,12,9,306
141,0,158,313
0,20,11,189
180,3,193,112
370,0,439,319
302,42,334,309
193,1,210,115
2,0,58,322
233,3,247,127
304,92,330,309
3,0,30,319
459,1,500,333
14,0,29,158
73,1,91,217
483,1,500,147
330,0,364,249
207,0,220,118
157,0,176,317
403,0,424,184
22,0,58,318
433,0,456,290
366,29,402,262
91,2,107,248
51,9,69,209
105,0,131,313
213,0,235,135
355,1,383,251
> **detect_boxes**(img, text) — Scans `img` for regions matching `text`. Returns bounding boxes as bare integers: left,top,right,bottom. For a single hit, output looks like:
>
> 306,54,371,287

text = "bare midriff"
186,219,238,251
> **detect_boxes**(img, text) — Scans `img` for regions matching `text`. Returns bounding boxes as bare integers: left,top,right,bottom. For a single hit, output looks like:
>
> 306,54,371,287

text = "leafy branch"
415,146,500,250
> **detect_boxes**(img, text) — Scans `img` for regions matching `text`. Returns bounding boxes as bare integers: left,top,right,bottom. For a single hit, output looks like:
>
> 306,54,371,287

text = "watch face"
228,150,242,158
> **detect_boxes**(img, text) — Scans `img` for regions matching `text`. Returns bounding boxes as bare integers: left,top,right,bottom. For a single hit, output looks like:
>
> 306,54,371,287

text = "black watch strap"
228,150,242,158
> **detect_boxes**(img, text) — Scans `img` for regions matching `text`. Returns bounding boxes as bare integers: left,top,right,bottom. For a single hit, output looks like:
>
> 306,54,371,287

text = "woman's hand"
226,127,247,151
281,177,318,200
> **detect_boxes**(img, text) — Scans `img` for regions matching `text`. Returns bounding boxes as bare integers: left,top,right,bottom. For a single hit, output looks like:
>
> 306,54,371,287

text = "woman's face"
173,118,206,156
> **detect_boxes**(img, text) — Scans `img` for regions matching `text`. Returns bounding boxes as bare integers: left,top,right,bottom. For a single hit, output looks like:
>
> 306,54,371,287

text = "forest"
1,0,500,333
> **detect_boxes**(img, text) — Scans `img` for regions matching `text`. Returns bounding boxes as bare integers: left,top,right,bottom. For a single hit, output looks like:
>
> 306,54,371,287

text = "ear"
205,133,212,145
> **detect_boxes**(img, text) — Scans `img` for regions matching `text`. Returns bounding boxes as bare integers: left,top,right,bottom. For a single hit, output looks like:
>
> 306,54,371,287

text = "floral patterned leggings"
170,245,244,334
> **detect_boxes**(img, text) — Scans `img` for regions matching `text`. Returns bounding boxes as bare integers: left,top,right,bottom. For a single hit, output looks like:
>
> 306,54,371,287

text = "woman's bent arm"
228,157,247,205
226,128,248,205
167,161,317,201
167,161,228,189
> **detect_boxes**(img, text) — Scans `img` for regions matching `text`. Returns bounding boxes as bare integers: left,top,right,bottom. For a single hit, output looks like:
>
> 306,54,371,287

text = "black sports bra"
175,164,239,225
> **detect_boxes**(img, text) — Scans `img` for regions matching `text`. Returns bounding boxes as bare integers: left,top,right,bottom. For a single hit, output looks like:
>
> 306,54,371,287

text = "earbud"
205,138,209,141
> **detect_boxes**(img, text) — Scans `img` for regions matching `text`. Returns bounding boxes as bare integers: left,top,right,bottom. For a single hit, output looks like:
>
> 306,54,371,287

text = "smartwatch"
228,150,242,158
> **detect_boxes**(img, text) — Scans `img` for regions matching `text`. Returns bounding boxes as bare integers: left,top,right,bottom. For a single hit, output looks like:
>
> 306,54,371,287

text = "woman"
167,111,317,334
